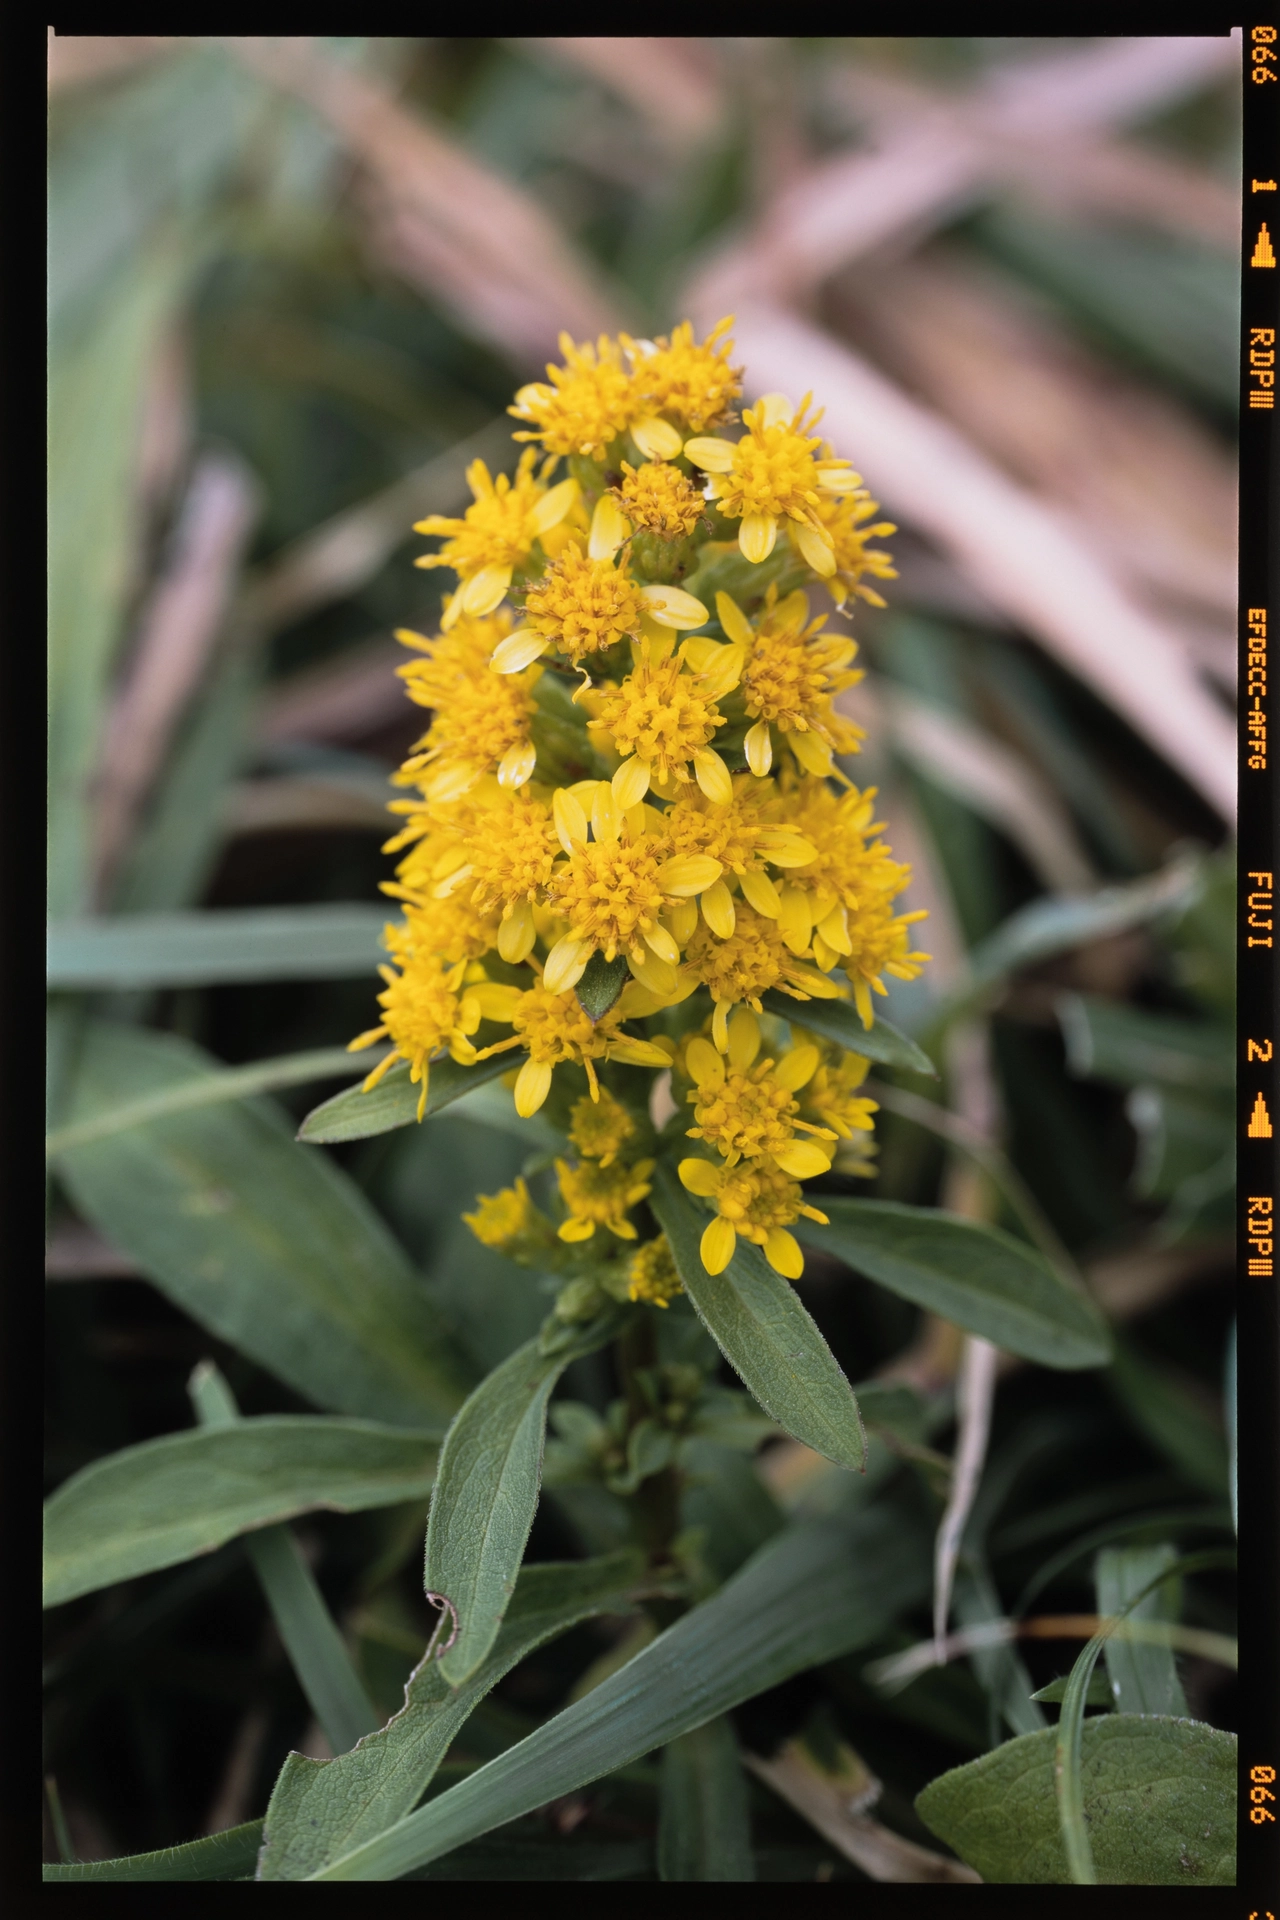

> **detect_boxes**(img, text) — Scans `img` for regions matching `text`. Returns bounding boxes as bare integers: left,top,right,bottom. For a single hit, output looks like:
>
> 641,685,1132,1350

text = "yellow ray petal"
701,1216,737,1275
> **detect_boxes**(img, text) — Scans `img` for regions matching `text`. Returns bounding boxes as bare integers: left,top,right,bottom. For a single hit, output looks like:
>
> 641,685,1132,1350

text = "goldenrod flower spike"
354,315,930,1293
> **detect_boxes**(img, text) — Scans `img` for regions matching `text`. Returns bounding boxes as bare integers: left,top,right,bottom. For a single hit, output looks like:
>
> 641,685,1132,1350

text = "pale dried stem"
928,1025,1002,1658
694,36,1238,314
256,639,409,746
745,1743,981,1882
832,254,1237,652
824,44,1238,248
92,453,260,905
879,687,1096,894
685,303,1236,822
47,31,178,93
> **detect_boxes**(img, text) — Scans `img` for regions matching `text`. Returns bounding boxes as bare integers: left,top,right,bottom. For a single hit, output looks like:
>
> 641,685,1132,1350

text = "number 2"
1248,1040,1274,1062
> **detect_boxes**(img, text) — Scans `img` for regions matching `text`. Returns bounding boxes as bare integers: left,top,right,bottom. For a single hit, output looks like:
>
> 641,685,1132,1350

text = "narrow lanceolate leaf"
258,1552,651,1881
297,1053,516,1144
309,1498,932,1880
762,992,936,1077
658,1718,755,1883
55,1021,472,1424
46,904,389,988
1056,992,1233,1093
800,1200,1112,1371
44,1418,440,1609
651,1169,865,1472
189,1364,381,1759
48,235,190,918
914,1715,1235,1885
930,856,1203,1031
1094,1544,1187,1717
46,1045,392,1156
426,1316,622,1687
43,1821,264,1884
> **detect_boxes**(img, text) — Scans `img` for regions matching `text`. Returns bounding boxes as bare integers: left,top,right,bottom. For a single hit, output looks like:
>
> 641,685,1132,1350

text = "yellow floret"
799,483,898,609
523,542,647,664
568,1087,637,1166
347,936,481,1122
509,332,637,459
590,655,724,790
555,1155,656,1241
677,1154,829,1278
547,828,670,965
414,450,578,615
735,588,865,774
613,459,706,538
685,393,857,567
627,1234,684,1307
464,1177,537,1251
626,317,741,432
396,611,539,798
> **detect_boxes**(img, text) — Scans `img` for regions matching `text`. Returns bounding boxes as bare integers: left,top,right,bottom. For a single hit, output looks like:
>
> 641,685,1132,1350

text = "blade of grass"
47,903,388,988
189,1361,381,1756
46,1045,392,1156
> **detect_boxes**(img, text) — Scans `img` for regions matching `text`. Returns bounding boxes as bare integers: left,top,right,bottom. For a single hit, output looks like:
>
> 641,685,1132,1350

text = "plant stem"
615,1314,683,1583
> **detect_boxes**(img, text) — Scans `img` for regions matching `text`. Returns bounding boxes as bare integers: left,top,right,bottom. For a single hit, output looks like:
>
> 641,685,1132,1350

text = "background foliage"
45,34,1238,1883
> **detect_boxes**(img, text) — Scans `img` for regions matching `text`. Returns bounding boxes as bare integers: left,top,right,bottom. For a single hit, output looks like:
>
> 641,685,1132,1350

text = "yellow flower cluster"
350,317,929,1281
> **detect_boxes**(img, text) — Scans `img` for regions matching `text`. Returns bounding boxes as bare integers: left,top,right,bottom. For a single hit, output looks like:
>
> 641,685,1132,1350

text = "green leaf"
247,1524,383,1756
1108,1337,1230,1495
651,1168,865,1471
953,1564,1046,1741
189,1361,381,1757
929,857,1203,1035
42,1820,264,1884
658,1717,755,1882
1094,1544,1187,1718
762,992,936,1076
976,207,1238,412
914,1715,1236,1884
307,1496,931,1879
46,1045,394,1156
48,46,266,336
111,641,263,913
44,1416,439,1609
47,904,388,989
426,1317,620,1686
54,1020,471,1424
576,950,629,1021
799,1199,1112,1370
258,1551,651,1881
1056,993,1232,1093
1029,1674,1112,1707
48,239,192,917
297,1052,517,1144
